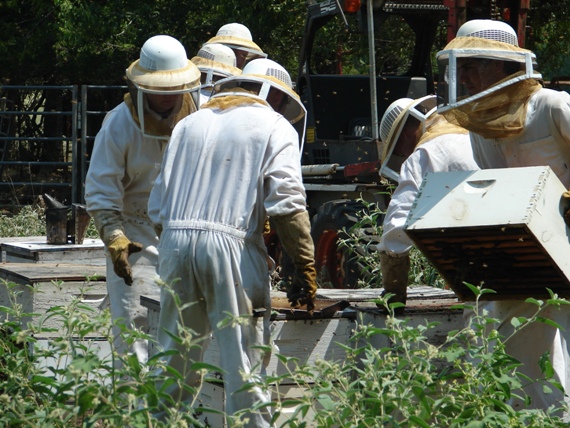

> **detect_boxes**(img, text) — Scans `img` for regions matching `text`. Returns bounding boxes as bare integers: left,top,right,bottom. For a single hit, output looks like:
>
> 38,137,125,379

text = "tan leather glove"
379,251,410,313
271,210,317,313
91,209,143,286
263,217,271,236
107,235,143,285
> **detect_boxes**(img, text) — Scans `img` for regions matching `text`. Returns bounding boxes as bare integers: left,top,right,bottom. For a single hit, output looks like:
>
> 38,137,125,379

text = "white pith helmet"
191,43,241,85
125,35,201,139
210,58,307,149
379,98,414,143
204,23,267,64
217,23,252,40
456,19,518,46
378,95,437,182
211,58,305,123
126,35,201,89
436,19,540,113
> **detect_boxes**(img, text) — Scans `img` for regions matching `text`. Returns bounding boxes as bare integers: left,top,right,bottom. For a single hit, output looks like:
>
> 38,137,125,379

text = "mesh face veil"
209,58,307,148
378,95,437,182
126,35,201,139
436,20,541,113
203,23,267,67
191,43,241,89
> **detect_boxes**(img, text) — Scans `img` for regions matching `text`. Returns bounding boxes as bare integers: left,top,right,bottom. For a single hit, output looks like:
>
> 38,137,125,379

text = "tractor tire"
311,199,382,289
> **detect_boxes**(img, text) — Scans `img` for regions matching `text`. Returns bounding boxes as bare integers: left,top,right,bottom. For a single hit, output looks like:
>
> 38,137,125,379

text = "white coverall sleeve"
263,118,307,217
147,169,163,228
377,156,424,255
85,111,127,213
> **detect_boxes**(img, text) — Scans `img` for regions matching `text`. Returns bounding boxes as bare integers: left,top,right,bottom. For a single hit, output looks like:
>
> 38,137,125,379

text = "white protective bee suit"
85,102,166,363
85,35,200,363
376,96,479,308
379,130,479,255
437,19,570,416
465,87,570,415
148,59,314,426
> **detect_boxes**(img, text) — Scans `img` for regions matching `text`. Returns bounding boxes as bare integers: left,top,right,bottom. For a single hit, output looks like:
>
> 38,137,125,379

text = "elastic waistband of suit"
164,219,256,241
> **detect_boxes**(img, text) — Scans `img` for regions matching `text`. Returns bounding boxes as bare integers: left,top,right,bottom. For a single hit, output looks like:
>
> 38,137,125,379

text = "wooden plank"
0,262,105,283
0,262,107,337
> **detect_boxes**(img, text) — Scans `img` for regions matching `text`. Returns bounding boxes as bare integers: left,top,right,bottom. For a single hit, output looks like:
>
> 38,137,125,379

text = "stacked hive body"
405,166,570,301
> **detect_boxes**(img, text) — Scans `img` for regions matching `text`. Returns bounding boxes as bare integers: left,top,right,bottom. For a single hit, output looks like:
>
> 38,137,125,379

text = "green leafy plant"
0,203,99,239
1,279,570,426
0,277,221,427
241,286,570,427
338,195,446,290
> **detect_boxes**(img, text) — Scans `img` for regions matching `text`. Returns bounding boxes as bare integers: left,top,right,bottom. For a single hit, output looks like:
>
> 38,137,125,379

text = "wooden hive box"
0,262,107,337
1,238,105,266
405,166,570,301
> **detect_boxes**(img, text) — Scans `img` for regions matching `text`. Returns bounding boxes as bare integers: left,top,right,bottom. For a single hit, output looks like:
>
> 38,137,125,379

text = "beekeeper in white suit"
437,19,570,416
85,35,201,364
376,95,478,311
148,58,317,426
191,42,241,105
204,22,267,69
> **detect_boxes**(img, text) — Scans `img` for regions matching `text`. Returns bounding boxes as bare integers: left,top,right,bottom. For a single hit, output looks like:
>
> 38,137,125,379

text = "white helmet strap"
258,82,271,100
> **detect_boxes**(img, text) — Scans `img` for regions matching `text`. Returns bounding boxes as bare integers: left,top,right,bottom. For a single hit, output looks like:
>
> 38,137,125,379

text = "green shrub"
338,196,446,290
248,287,569,427
0,204,99,239
1,279,569,427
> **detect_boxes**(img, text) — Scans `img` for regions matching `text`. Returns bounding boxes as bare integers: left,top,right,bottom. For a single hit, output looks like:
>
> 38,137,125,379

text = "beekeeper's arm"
271,210,317,313
264,122,317,313
376,157,422,307
85,119,142,286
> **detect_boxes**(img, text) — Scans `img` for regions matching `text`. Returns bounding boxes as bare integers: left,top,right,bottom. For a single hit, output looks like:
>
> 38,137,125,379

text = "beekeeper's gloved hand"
378,251,410,315
91,209,143,286
107,235,143,285
271,210,317,314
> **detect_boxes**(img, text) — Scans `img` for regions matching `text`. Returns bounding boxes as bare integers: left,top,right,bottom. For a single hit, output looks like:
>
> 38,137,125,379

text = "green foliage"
0,0,307,86
0,204,98,239
0,205,46,237
0,278,218,427
1,276,569,425
528,2,570,80
338,194,446,289
246,288,569,427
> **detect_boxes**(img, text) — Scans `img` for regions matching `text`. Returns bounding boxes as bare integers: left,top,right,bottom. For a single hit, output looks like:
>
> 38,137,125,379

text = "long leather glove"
379,251,410,313
271,210,318,313
91,210,143,286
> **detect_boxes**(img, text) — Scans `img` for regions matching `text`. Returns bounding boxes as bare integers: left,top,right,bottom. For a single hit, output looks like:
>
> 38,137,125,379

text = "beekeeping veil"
125,35,201,139
207,58,307,149
379,95,437,182
191,43,241,90
436,20,542,139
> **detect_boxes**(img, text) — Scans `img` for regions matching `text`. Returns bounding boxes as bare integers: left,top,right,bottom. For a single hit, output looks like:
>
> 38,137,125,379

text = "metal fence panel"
0,85,127,207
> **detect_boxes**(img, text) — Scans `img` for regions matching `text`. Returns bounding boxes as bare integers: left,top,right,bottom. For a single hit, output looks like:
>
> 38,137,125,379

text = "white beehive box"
0,262,107,336
404,166,570,301
2,238,105,265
